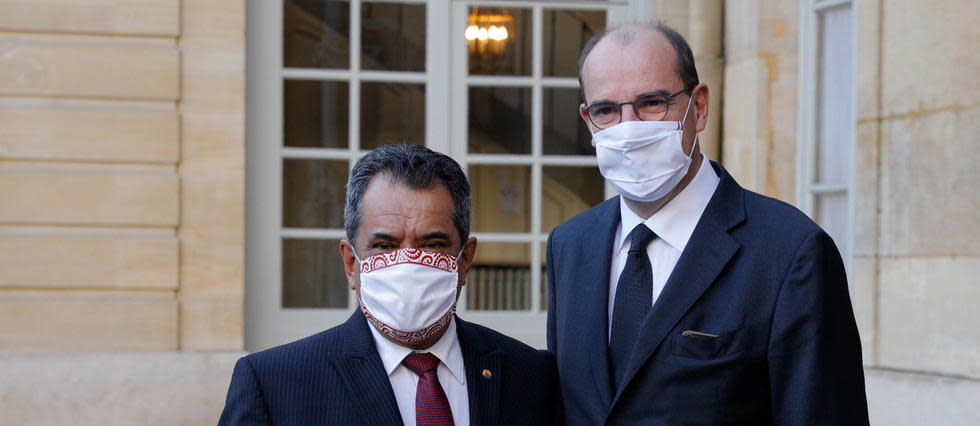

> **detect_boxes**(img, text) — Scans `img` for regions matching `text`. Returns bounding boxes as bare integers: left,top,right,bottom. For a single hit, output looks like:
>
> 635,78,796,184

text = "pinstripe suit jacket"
218,310,559,426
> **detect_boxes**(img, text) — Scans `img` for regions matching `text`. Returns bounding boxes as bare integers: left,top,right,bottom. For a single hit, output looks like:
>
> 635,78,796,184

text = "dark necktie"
609,223,657,389
402,353,455,426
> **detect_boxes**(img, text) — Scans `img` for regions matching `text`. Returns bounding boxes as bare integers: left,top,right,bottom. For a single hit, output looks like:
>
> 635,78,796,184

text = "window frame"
247,0,628,351
796,0,858,276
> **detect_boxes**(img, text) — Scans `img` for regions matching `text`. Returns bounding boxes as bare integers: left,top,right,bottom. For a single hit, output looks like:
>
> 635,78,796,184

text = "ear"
456,236,479,287
693,83,710,132
579,103,598,143
339,239,360,291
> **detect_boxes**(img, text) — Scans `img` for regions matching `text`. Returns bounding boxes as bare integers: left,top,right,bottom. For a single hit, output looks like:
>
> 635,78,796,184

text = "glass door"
450,0,625,347
248,0,626,350
249,0,451,350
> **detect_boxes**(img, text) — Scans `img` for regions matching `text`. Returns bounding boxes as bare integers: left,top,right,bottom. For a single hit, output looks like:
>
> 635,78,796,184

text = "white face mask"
592,95,698,202
355,248,461,346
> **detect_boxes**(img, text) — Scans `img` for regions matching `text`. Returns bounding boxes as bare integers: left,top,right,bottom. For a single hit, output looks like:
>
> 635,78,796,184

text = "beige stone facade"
0,0,244,424
714,0,980,423
0,0,976,425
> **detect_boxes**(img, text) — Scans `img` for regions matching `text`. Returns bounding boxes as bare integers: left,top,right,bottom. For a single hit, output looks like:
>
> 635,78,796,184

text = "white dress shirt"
367,318,470,426
608,154,721,339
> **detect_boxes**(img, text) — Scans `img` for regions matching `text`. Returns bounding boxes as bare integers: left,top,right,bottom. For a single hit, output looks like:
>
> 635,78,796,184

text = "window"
797,0,856,272
248,0,626,351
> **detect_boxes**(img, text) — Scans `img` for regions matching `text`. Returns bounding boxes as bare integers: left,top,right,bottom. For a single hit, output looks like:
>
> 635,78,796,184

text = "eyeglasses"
584,86,695,130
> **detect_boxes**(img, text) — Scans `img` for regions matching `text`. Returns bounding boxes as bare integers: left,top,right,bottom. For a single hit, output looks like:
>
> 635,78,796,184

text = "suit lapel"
611,162,746,405
333,310,405,426
457,317,502,426
573,197,621,407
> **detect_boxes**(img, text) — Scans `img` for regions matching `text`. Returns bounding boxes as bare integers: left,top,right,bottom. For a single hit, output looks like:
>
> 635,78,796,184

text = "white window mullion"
344,0,363,312
797,0,817,215
459,0,618,11
810,183,848,194
450,1,469,160
529,4,545,313
470,232,538,243
349,0,363,154
814,0,851,11
426,0,452,154
246,0,286,351
281,228,349,240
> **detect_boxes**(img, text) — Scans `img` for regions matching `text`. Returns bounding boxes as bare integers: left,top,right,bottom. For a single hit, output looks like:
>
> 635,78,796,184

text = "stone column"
635,0,724,163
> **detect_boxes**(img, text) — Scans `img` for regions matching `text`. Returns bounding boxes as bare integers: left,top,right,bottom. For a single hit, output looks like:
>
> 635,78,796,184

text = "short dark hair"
577,22,700,100
344,144,471,248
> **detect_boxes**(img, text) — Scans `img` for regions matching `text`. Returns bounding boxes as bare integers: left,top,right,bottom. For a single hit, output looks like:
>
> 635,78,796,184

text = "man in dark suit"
220,144,558,426
546,23,869,425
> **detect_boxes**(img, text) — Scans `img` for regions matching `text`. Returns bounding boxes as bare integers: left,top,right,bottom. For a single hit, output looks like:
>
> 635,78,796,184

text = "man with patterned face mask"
220,144,560,426
546,23,869,425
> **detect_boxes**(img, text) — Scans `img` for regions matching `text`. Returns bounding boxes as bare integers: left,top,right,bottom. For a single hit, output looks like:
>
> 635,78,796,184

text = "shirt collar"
617,154,720,252
367,316,466,386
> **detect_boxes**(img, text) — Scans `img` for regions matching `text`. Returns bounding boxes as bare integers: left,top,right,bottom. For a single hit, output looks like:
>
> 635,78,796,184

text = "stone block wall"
867,0,979,381
0,0,244,352
717,0,979,423
0,0,246,424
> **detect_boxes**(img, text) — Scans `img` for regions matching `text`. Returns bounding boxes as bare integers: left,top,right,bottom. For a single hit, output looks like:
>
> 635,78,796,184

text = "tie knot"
402,352,441,376
627,224,657,252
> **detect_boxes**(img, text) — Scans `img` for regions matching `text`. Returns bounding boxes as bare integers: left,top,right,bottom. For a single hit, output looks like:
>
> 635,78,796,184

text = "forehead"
358,175,457,238
581,29,680,103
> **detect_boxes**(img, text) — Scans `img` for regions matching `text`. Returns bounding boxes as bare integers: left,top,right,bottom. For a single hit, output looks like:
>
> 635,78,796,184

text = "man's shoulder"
549,196,618,242
458,319,554,365
738,187,822,237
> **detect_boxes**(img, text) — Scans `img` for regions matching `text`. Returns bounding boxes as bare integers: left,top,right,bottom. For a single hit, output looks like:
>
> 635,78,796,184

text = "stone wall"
0,0,245,424
0,352,244,426
0,0,244,351
715,0,979,423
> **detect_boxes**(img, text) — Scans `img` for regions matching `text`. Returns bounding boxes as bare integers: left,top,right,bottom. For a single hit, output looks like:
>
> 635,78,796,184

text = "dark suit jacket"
219,311,559,426
546,161,869,425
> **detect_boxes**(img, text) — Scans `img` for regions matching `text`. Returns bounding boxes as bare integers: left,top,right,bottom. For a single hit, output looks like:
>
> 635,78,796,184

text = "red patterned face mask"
356,248,460,346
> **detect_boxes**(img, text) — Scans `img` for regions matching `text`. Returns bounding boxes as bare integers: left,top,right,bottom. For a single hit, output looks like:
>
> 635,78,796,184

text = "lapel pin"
482,369,492,380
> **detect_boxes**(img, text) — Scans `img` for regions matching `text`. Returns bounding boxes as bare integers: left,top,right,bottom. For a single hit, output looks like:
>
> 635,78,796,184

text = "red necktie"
402,353,455,426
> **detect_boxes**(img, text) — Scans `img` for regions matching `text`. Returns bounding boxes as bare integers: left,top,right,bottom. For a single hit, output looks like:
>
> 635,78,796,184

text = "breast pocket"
671,328,742,360
664,328,752,425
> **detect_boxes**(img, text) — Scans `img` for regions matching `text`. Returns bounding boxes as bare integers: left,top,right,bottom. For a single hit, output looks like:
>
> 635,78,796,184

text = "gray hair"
344,144,471,248
577,22,700,99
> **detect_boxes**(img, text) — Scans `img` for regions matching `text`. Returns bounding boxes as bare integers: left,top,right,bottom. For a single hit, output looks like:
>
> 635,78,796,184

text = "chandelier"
465,8,513,56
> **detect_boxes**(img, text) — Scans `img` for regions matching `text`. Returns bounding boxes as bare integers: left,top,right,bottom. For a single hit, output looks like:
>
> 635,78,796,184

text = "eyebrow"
369,232,397,242
420,232,452,241
588,89,671,106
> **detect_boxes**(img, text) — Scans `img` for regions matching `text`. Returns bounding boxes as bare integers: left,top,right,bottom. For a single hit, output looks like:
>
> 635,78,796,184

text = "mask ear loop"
679,91,699,158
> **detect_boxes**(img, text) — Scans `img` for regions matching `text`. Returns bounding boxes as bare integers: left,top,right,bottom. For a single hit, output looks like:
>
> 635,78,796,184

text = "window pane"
467,242,530,311
283,159,348,228
542,9,605,77
361,2,426,71
284,80,349,148
360,82,425,149
284,0,350,69
466,7,531,76
282,238,349,308
814,191,849,261
542,166,605,232
543,87,593,155
470,165,530,232
815,6,853,185
469,87,531,154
